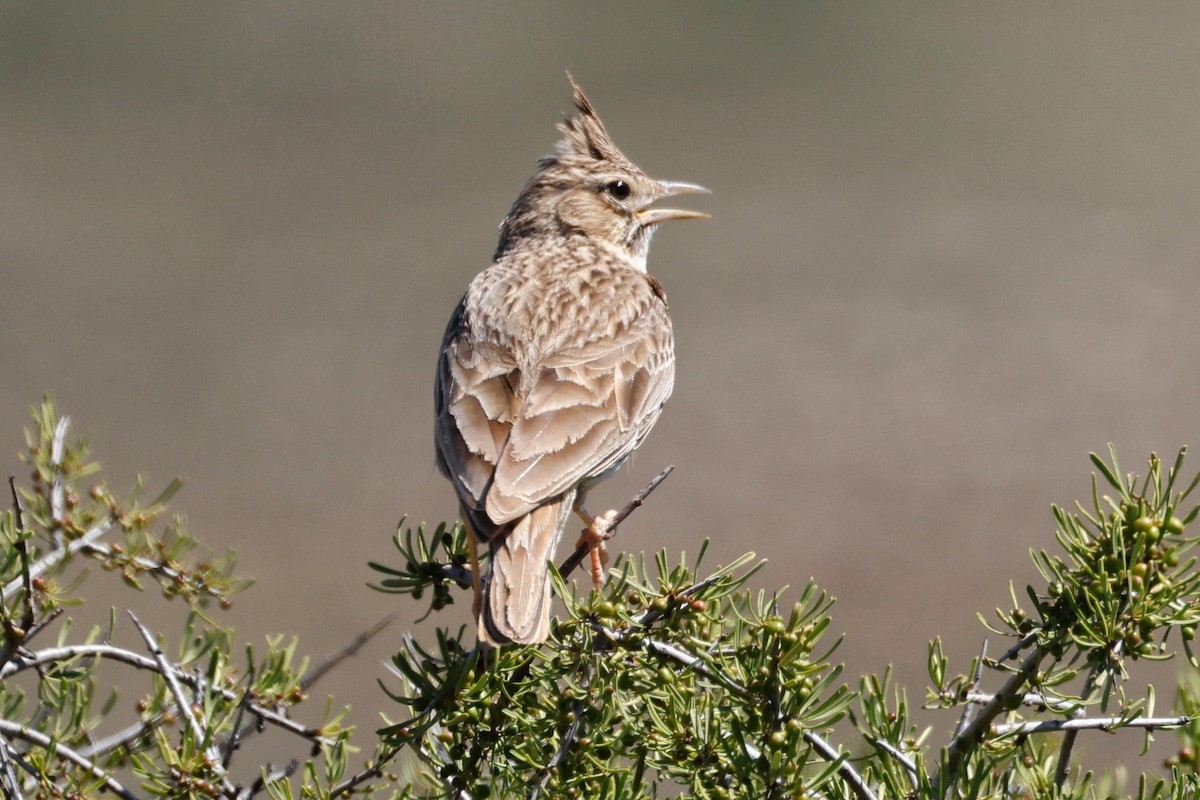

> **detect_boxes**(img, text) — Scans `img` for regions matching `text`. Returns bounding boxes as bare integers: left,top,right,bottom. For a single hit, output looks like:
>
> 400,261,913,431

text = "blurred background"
3,2,1199,776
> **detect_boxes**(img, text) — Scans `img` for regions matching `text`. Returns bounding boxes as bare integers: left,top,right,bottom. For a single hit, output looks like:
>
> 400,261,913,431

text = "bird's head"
496,75,708,268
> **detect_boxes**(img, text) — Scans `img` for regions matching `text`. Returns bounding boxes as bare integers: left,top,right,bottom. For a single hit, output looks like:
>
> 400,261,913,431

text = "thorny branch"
0,732,27,800
327,750,398,799
1,517,117,603
302,612,398,692
1,643,334,747
129,611,235,794
0,719,141,800
962,689,1080,714
867,735,919,789
1054,650,1107,788
936,646,1044,789
0,476,33,671
8,477,34,629
48,415,70,538
528,665,592,800
558,465,674,578
599,621,876,800
8,404,1200,797
951,639,988,740
0,613,404,799
992,714,1193,736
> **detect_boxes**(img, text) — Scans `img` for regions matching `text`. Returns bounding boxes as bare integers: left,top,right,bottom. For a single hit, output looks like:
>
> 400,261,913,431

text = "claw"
575,509,618,590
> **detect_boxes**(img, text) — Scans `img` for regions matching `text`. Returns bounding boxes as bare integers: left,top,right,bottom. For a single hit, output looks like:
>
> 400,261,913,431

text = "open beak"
636,180,710,225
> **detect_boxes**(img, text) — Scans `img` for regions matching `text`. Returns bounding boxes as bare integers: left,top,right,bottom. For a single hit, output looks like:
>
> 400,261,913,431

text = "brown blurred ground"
3,2,1199,777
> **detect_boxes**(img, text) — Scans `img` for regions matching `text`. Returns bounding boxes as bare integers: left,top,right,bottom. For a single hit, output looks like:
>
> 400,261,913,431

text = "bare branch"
558,465,673,578
963,690,1079,714
244,759,298,798
1055,656,1106,788
996,631,1039,663
49,415,70,533
530,667,591,800
7,476,34,617
937,646,1043,789
802,729,875,800
1,517,117,603
327,745,412,799
301,613,398,692
0,719,142,800
128,612,207,744
952,639,988,739
992,714,1192,736
128,611,233,794
1,643,335,747
867,735,919,789
222,665,255,770
0,731,26,800
79,718,157,760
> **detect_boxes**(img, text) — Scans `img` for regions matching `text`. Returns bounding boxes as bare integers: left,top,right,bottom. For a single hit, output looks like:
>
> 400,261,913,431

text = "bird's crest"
547,74,636,170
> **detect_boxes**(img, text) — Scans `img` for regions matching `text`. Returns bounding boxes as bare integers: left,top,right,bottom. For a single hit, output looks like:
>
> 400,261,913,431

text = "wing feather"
436,274,674,530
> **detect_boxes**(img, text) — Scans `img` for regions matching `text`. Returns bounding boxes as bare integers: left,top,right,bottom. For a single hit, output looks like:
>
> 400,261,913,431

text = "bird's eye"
604,180,631,200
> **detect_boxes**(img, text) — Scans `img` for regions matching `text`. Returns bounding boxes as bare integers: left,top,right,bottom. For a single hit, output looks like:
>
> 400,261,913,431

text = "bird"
434,75,707,646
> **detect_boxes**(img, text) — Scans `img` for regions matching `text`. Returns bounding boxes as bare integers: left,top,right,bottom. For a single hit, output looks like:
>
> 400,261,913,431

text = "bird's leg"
573,505,617,591
462,522,483,619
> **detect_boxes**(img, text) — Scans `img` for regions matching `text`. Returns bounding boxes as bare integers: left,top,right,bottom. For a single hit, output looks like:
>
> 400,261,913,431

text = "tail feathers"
480,499,573,645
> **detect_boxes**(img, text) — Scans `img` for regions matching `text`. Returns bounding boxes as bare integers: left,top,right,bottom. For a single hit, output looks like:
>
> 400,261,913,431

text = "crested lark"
435,76,707,645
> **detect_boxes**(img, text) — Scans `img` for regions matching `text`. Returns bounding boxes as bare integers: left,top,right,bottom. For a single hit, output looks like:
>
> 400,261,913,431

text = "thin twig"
79,717,158,760
868,735,919,788
222,665,255,770
224,613,403,762
594,623,877,800
1,642,332,746
421,562,474,590
936,646,1043,790
128,612,208,744
128,611,233,794
49,416,70,536
330,739,468,800
1054,662,1104,788
997,631,1039,663
0,719,141,800
530,665,592,800
0,477,33,670
8,477,34,615
244,759,298,798
77,539,229,601
992,714,1192,736
802,729,876,800
952,639,988,739
18,607,63,650
301,613,398,692
627,570,728,630
558,465,673,577
1,517,117,602
328,747,400,798
0,732,26,800
963,690,1078,714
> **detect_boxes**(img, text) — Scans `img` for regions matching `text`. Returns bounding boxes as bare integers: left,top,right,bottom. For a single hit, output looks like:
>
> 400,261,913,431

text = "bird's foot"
575,509,617,591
